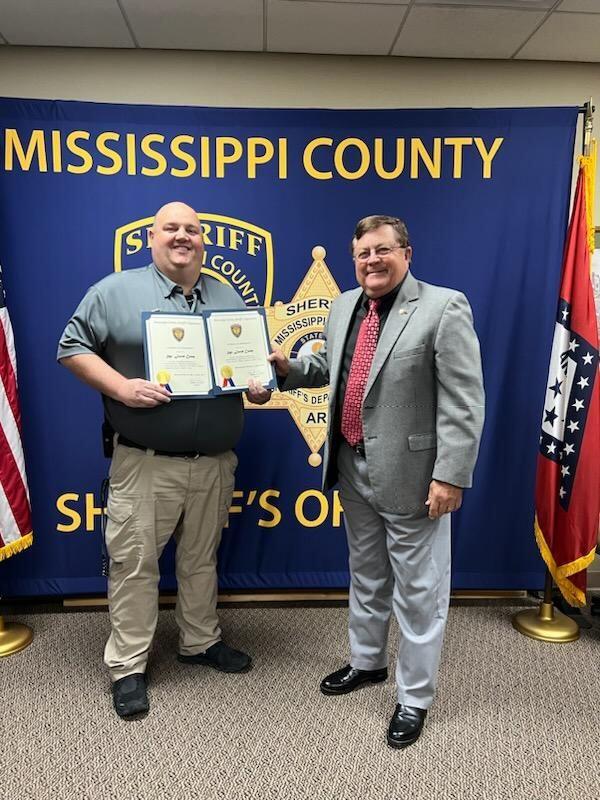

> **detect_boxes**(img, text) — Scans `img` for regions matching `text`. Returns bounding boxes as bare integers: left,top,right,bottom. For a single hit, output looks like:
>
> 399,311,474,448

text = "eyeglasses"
353,245,408,264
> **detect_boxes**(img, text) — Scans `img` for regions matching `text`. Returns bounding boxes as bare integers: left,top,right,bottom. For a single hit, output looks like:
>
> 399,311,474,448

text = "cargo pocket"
108,445,138,488
105,496,139,563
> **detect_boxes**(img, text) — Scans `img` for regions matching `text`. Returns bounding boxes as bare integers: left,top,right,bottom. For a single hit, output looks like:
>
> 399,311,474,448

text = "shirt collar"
360,273,406,312
151,262,204,302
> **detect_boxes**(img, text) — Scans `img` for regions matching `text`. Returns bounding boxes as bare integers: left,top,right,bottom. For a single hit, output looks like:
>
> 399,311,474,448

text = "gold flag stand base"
0,615,34,657
512,570,580,643
512,602,579,643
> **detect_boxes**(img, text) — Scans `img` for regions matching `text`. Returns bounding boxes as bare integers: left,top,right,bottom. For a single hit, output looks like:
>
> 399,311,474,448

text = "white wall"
0,47,599,110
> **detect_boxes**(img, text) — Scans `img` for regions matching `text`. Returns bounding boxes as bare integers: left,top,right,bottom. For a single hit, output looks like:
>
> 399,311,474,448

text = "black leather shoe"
112,673,149,719
387,704,427,748
177,641,252,673
320,664,388,695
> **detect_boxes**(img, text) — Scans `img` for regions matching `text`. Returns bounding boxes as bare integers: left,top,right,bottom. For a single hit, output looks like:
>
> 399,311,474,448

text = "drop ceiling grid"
393,6,547,59
0,0,597,61
267,0,409,54
0,0,134,48
119,0,264,52
517,10,600,61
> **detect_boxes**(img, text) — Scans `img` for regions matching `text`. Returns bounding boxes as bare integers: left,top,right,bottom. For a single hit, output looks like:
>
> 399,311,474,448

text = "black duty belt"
117,435,206,459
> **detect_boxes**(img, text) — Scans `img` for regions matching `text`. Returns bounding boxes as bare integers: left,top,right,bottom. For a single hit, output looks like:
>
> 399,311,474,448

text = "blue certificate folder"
142,307,276,399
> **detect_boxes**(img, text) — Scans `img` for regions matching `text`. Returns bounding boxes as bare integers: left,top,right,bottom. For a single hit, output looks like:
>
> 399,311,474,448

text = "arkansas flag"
535,158,600,606
0,266,33,561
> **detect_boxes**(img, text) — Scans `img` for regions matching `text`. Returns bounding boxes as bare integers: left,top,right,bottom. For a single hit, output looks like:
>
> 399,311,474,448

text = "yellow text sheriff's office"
57,488,344,532
3,129,504,180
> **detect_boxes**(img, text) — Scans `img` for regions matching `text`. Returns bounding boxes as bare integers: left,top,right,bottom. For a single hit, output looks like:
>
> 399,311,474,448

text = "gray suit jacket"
282,271,485,514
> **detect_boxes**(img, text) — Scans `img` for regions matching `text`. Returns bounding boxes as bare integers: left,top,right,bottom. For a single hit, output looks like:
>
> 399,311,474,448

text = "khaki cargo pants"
103,443,237,681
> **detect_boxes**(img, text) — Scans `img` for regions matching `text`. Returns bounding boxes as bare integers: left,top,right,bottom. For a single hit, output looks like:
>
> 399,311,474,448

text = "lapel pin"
398,308,408,315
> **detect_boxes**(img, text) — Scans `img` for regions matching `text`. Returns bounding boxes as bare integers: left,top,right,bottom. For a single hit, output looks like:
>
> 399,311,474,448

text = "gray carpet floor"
1,603,599,800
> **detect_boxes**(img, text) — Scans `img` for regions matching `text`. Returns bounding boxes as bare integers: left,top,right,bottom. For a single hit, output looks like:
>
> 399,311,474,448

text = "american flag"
535,162,600,606
0,266,33,561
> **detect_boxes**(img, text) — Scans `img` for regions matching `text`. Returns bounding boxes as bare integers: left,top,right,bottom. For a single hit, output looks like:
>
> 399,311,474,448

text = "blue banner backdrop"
0,100,577,596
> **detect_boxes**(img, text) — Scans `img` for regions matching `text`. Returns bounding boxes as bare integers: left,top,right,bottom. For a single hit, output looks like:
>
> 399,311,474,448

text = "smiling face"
352,224,412,299
149,202,204,280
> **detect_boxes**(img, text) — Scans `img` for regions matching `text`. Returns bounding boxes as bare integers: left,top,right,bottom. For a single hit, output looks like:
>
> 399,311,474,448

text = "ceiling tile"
121,0,263,51
415,0,555,7
393,6,545,58
268,0,408,55
286,0,407,4
557,0,600,11
0,0,133,47
517,11,600,61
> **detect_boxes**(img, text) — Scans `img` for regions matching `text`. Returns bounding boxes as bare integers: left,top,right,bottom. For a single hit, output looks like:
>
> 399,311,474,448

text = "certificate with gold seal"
142,308,275,398
142,313,213,397
205,308,276,394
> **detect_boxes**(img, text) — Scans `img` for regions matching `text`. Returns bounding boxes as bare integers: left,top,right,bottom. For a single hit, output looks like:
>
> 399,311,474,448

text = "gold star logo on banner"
246,246,340,466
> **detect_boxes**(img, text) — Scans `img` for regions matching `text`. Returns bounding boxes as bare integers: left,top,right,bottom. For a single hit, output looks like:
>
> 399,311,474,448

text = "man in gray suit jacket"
248,215,484,748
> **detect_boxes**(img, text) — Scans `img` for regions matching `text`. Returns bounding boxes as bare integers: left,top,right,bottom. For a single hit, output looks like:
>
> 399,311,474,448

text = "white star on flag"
582,352,593,365
564,443,575,455
546,442,557,454
569,339,580,351
577,376,589,390
567,420,580,433
561,465,570,476
572,398,584,411
559,486,566,498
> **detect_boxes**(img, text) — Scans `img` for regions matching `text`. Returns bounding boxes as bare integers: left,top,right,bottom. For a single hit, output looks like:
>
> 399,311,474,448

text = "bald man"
58,202,251,719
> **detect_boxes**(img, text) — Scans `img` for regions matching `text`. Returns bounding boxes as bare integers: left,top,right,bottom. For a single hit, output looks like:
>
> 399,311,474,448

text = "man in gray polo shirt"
58,201,251,719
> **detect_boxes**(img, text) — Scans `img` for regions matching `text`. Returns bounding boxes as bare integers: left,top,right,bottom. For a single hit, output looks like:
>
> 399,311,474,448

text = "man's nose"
174,227,189,239
366,249,380,263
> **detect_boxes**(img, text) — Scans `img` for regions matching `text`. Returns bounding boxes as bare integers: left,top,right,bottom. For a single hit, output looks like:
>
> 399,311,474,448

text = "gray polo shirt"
57,263,245,454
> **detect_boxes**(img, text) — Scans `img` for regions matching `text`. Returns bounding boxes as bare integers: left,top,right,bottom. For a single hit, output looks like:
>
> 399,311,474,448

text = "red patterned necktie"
341,298,380,446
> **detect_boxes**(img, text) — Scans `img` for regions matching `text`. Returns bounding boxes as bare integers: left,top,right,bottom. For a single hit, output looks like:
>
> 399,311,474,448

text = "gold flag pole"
0,613,33,657
513,99,595,643
513,569,579,642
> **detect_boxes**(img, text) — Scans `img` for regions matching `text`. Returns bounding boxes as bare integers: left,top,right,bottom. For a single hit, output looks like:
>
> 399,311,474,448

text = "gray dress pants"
337,441,451,709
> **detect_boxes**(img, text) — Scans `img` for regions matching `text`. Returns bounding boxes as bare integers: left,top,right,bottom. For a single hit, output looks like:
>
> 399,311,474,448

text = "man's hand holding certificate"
143,308,276,398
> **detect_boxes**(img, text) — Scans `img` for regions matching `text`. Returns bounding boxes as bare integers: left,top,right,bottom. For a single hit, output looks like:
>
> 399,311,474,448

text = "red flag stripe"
0,481,24,547
0,310,22,431
0,268,33,560
0,340,29,494
0,419,31,543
